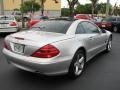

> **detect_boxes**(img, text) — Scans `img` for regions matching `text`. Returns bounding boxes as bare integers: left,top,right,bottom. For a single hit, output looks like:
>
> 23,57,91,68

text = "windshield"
0,16,14,20
32,16,41,19
31,20,72,34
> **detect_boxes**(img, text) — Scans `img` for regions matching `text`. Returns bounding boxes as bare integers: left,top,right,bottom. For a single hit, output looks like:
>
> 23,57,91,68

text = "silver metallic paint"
3,20,112,75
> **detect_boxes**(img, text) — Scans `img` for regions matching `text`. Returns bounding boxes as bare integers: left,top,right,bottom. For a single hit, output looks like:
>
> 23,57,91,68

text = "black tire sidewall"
68,50,85,78
105,38,112,52
113,26,118,32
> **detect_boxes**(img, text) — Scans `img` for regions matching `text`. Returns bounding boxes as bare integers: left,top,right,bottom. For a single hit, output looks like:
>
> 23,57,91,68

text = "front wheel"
113,26,118,32
68,50,85,78
105,38,112,52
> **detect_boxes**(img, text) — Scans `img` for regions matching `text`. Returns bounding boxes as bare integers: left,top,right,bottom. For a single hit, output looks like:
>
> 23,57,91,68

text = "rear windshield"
0,16,14,20
32,16,48,19
102,17,116,22
31,20,72,34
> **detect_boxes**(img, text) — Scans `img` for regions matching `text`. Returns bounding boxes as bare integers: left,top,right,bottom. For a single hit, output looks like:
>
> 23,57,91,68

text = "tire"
68,50,85,79
113,26,118,33
16,27,20,32
105,37,112,52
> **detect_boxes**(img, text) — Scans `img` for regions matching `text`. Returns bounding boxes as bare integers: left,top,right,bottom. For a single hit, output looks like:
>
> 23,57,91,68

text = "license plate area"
0,24,7,28
13,43,25,54
102,25,106,27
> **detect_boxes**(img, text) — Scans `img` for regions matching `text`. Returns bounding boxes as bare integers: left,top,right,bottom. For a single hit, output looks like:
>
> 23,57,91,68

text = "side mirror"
101,29,106,33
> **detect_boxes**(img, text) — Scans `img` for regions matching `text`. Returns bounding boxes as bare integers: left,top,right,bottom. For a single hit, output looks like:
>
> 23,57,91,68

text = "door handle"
89,37,94,40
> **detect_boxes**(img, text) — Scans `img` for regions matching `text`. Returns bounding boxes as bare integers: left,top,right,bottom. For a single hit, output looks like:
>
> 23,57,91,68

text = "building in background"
3,0,61,17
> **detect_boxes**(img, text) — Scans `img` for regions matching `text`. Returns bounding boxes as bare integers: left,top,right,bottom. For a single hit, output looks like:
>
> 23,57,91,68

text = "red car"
74,14,91,20
27,15,49,28
95,20,112,30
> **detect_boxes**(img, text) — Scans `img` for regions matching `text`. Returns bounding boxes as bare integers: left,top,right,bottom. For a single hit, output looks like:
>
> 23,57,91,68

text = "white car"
0,15,19,33
3,19,112,78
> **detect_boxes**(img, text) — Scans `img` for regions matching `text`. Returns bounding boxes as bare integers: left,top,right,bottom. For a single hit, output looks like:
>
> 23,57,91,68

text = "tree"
39,0,46,16
89,0,99,17
20,0,40,13
106,0,110,16
14,8,19,11
63,3,112,17
39,0,59,16
97,3,106,14
67,0,79,17
97,3,112,15
75,4,92,14
61,8,70,16
115,7,120,16
21,0,24,28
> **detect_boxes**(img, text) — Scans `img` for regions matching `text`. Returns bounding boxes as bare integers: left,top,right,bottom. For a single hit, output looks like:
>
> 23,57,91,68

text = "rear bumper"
0,28,18,33
3,48,71,75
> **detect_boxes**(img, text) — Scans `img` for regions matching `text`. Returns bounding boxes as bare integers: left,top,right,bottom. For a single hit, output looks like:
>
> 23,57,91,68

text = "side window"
41,16,48,19
109,17,116,21
76,23,86,34
117,17,120,21
81,22,100,34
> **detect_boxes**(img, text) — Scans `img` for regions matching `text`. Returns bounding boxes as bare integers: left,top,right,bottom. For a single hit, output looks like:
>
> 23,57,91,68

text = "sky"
61,0,120,7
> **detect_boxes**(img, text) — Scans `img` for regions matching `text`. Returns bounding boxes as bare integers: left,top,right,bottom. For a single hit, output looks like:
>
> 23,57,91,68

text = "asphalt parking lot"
0,33,120,90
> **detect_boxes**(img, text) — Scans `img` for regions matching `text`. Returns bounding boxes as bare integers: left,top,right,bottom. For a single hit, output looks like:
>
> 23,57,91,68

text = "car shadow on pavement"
85,51,109,68
11,51,110,83
0,33,10,38
2,50,111,90
12,68,74,86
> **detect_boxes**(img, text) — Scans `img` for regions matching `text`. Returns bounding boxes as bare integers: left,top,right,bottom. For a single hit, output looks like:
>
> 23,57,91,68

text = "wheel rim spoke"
114,27,117,32
74,55,84,75
79,57,84,63
108,41,112,50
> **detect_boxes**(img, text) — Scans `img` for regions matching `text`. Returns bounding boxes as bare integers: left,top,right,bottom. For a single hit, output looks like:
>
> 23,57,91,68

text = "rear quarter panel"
51,37,87,64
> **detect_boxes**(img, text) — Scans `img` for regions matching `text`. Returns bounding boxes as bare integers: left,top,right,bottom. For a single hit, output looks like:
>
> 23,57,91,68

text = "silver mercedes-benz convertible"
3,19,112,78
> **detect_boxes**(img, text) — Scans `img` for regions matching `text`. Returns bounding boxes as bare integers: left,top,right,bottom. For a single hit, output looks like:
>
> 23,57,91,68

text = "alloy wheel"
107,40,112,51
113,26,118,32
74,54,85,76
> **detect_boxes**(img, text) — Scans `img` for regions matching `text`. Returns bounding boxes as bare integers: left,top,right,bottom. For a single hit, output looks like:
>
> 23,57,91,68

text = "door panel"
81,22,104,59
98,33,108,49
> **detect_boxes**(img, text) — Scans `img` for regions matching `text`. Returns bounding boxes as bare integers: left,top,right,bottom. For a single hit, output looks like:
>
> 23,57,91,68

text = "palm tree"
39,0,46,16
106,0,110,16
67,0,78,17
39,0,58,16
21,0,25,28
89,0,99,17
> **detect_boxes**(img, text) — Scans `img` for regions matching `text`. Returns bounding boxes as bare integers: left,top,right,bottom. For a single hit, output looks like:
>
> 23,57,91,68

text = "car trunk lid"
0,20,17,28
9,30,74,47
7,30,74,56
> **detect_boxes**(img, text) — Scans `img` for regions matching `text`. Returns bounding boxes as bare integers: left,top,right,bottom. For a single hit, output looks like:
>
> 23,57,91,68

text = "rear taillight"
3,39,8,49
10,22,17,26
31,44,60,58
